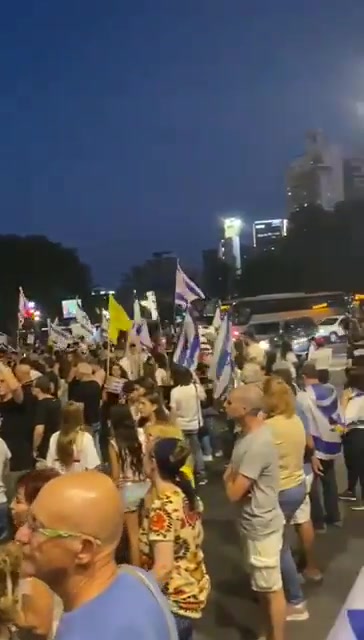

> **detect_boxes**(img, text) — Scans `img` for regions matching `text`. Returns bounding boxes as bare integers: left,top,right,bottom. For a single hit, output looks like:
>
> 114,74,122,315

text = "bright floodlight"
223,217,243,239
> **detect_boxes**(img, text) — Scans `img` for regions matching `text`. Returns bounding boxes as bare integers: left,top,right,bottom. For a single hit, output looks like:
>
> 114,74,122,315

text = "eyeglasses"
26,519,101,544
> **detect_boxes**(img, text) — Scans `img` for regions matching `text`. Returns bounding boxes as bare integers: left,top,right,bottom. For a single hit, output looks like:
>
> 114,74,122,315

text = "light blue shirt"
55,571,172,640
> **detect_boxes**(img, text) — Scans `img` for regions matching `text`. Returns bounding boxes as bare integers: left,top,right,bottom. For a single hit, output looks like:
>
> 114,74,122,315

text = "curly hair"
0,542,22,626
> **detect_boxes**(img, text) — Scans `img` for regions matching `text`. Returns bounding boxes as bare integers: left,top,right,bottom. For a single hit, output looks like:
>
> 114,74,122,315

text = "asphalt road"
194,356,360,640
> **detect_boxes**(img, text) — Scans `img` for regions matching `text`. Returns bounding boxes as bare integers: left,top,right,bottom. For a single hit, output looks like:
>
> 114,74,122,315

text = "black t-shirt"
35,396,62,459
0,393,35,472
47,371,59,399
73,380,101,426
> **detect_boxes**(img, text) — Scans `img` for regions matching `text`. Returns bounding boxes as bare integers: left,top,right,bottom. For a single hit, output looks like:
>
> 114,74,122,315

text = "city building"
344,158,364,201
286,130,344,212
218,217,243,273
253,219,288,250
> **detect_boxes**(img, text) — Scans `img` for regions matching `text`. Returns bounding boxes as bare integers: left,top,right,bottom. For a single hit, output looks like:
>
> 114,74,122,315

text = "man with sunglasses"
16,471,177,639
224,385,286,640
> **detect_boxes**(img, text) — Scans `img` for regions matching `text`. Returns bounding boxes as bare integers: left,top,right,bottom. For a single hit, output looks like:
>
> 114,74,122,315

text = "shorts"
240,528,283,592
121,481,150,513
291,474,313,525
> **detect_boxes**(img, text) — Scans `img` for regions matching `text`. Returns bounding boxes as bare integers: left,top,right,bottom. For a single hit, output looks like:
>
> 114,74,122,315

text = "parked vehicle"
246,316,317,358
315,315,347,343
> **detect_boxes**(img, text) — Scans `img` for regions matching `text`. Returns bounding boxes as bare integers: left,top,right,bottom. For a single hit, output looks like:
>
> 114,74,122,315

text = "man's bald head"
33,471,123,548
15,364,32,384
225,384,265,422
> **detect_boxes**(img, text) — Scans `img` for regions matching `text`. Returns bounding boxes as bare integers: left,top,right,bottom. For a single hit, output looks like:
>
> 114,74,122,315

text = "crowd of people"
0,328,360,639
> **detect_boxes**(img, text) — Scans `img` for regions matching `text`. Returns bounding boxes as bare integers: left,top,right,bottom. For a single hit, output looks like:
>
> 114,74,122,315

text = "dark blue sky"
1,1,364,286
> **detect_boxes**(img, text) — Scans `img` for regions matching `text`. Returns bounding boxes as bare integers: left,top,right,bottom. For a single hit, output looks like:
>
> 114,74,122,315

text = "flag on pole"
173,309,200,370
130,300,153,350
108,295,133,344
209,314,234,399
47,319,69,350
18,287,30,327
175,263,205,307
211,306,222,332
73,300,94,342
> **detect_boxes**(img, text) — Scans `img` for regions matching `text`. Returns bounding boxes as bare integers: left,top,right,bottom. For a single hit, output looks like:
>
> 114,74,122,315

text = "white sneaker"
203,454,213,462
286,603,309,621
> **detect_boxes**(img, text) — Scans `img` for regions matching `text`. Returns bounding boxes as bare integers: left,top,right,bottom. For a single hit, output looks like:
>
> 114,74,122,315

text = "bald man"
224,385,286,640
16,471,176,640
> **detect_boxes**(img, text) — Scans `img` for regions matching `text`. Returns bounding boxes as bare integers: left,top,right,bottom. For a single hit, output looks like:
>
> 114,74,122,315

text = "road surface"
195,355,360,640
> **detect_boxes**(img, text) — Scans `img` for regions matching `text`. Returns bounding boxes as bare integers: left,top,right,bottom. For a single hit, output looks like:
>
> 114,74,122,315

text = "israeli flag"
297,385,342,460
327,567,364,639
131,300,153,349
47,319,69,350
74,300,94,342
209,315,234,399
175,262,205,307
173,309,200,370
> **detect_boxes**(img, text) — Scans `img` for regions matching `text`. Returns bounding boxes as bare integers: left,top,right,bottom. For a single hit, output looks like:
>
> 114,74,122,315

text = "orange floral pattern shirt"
139,487,210,619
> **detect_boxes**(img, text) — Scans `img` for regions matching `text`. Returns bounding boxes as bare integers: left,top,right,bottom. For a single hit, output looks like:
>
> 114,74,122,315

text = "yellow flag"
108,295,133,344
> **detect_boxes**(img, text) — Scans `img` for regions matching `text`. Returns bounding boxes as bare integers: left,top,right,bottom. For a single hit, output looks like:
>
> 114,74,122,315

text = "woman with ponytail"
139,438,210,640
46,401,100,473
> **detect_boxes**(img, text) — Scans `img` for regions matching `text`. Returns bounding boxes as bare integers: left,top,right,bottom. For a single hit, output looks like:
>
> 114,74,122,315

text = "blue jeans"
279,482,306,605
173,614,194,640
200,415,223,456
121,481,150,512
185,433,205,477
91,422,102,460
0,502,9,542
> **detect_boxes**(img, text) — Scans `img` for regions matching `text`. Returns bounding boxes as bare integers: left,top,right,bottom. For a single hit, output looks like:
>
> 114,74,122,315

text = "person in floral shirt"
139,437,210,640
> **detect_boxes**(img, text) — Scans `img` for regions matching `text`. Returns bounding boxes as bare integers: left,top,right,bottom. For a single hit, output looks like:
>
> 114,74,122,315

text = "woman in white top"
273,339,298,380
108,405,149,566
308,337,332,383
154,352,171,387
46,401,100,474
170,366,207,484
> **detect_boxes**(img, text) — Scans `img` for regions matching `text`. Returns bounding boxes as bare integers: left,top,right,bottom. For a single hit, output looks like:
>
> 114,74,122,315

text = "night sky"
1,1,364,286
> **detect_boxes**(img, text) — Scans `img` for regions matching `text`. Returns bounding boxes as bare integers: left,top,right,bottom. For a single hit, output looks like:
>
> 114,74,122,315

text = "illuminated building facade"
253,218,288,251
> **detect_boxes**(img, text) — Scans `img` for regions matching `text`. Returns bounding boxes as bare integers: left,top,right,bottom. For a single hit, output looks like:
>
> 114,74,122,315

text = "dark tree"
0,235,93,334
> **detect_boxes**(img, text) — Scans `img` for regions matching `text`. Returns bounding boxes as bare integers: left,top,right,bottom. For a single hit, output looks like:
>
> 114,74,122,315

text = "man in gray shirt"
224,385,285,640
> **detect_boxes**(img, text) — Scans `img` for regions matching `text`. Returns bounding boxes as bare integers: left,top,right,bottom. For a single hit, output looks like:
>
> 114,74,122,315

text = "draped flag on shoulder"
18,287,30,328
209,314,234,399
47,319,69,350
108,295,133,345
173,309,200,371
175,262,205,307
297,384,342,460
130,300,153,350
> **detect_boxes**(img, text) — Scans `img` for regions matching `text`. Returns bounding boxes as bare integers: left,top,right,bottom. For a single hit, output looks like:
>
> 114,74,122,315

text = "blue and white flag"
209,315,234,399
47,319,69,350
175,263,205,307
327,567,364,639
297,384,342,460
212,306,222,332
130,300,153,350
74,300,94,342
173,309,200,371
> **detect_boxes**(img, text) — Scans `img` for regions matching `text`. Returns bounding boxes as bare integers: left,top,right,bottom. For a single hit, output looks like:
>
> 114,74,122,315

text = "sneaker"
315,524,327,534
286,603,309,621
202,454,213,462
214,450,223,458
351,500,364,511
339,490,356,502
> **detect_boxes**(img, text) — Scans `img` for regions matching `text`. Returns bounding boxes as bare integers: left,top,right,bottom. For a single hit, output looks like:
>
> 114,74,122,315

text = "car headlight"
259,340,270,351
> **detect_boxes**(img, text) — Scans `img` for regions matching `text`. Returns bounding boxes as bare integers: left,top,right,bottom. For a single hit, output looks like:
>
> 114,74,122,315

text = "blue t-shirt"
55,571,172,640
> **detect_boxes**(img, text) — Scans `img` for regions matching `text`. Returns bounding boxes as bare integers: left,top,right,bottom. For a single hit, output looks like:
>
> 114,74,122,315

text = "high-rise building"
286,130,344,212
253,219,288,250
344,158,364,201
218,217,243,273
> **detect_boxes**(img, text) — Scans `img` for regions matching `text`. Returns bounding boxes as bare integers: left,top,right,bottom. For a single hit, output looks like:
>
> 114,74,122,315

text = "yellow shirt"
265,414,306,491
139,487,210,618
